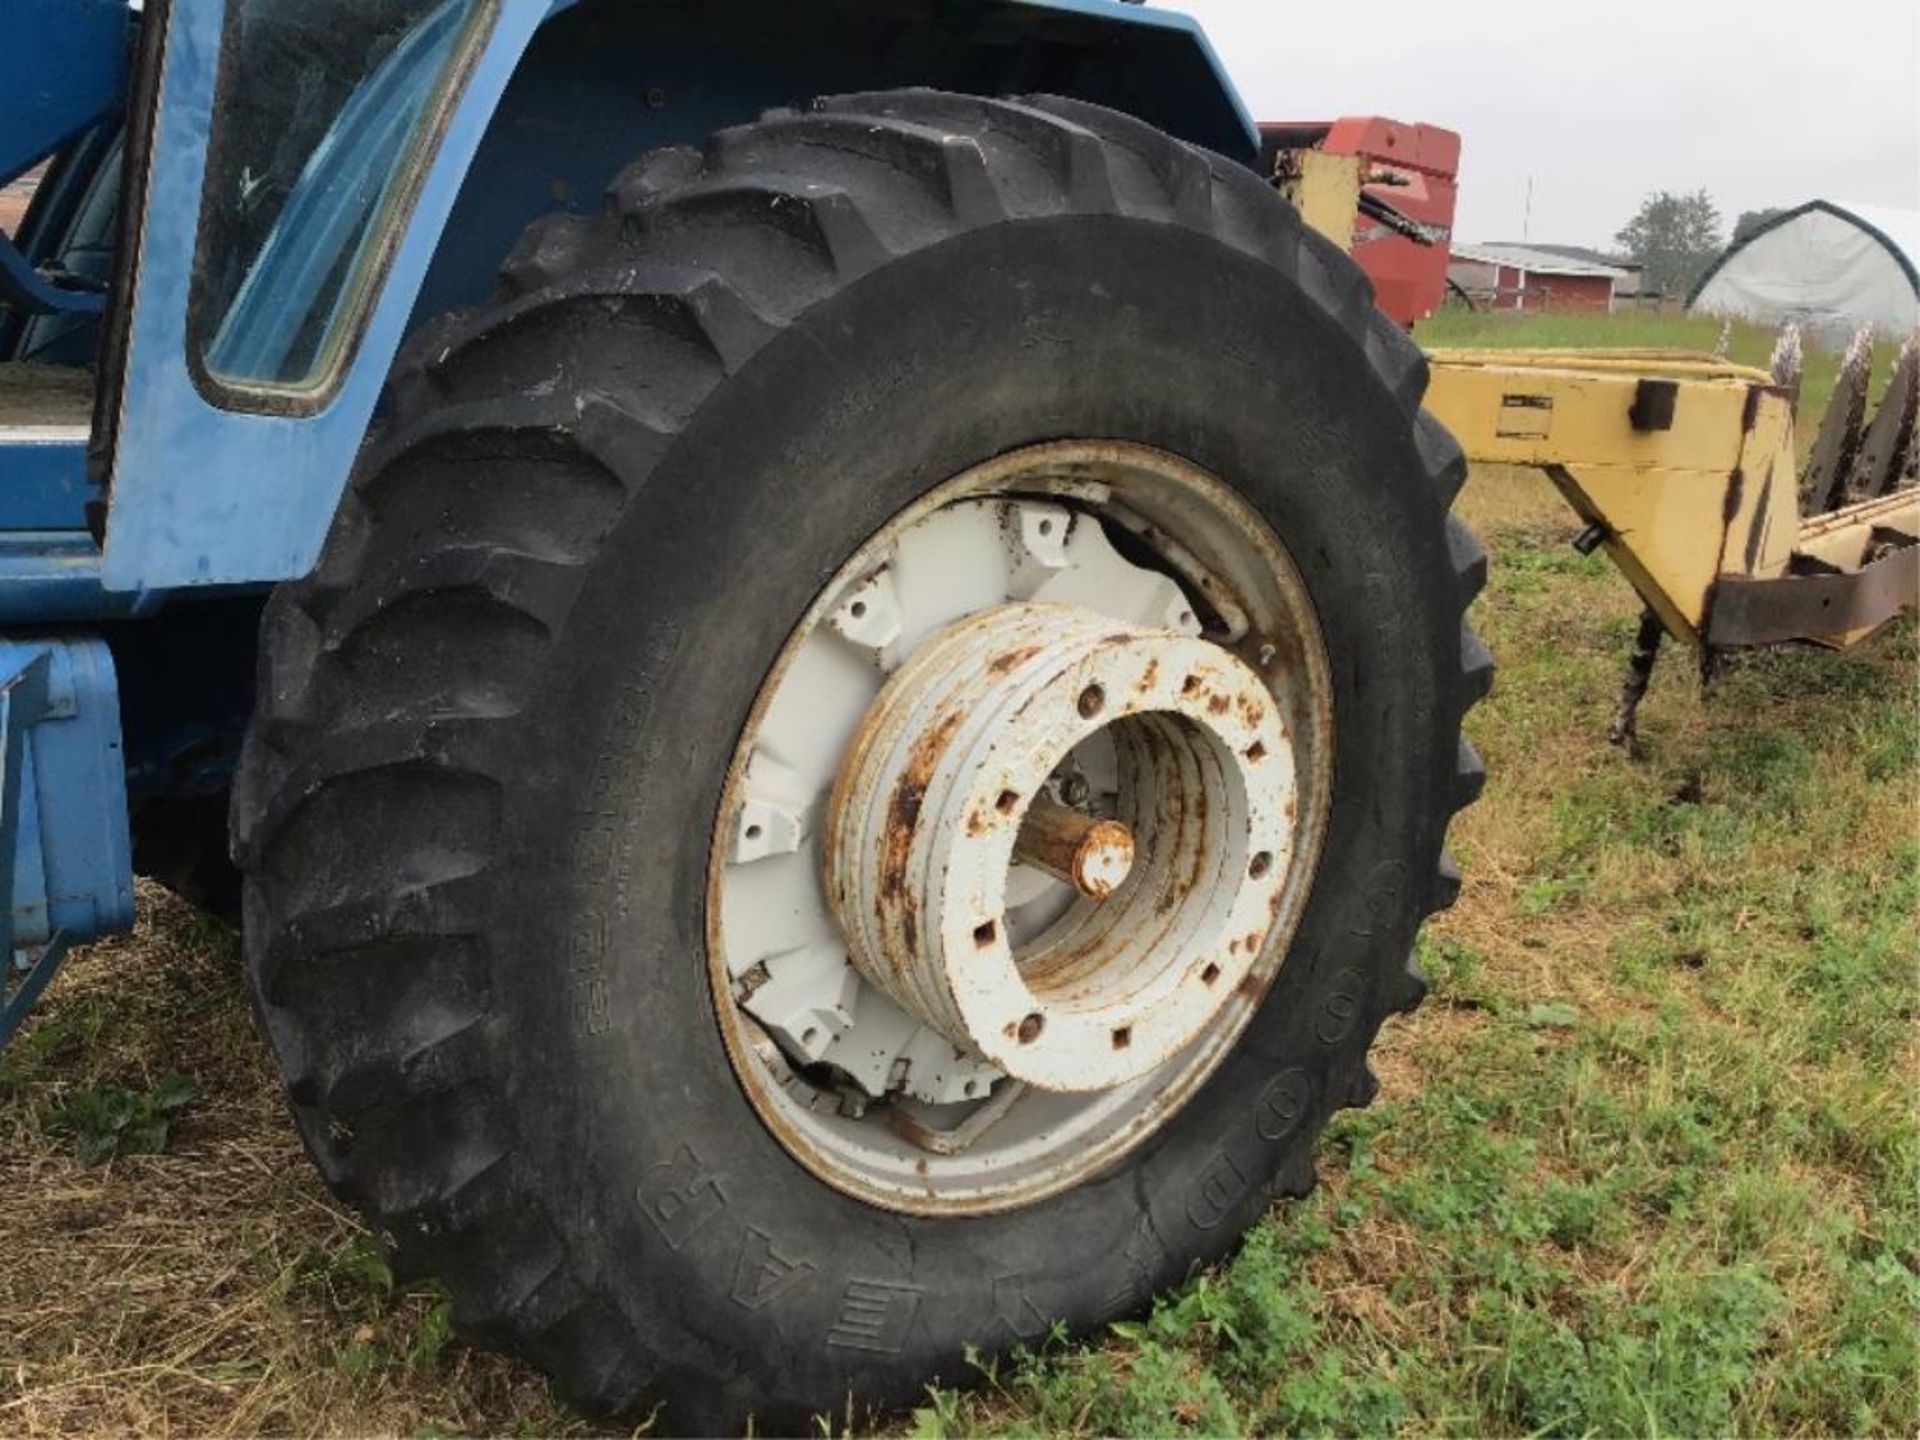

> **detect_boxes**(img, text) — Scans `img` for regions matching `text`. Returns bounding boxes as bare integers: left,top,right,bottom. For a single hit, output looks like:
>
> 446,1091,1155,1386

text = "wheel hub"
825,601,1296,1092
706,441,1335,1212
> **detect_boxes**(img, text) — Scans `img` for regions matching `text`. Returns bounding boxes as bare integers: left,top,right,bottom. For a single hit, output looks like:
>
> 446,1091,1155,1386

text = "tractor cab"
3,0,500,593
1,0,508,1038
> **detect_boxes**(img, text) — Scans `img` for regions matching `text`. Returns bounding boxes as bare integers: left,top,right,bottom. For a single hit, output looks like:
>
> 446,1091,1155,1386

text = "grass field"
3,313,1915,1436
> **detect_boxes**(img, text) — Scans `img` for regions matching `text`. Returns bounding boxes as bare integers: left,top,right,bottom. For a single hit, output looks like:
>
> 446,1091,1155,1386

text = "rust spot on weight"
880,782,923,902
883,710,965,875
875,704,967,974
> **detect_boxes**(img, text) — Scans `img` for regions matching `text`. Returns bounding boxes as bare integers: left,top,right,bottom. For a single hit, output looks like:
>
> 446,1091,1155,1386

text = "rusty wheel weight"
707,442,1335,1213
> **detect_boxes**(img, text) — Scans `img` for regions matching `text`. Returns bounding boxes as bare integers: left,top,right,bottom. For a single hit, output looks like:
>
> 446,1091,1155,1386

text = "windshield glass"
190,0,486,398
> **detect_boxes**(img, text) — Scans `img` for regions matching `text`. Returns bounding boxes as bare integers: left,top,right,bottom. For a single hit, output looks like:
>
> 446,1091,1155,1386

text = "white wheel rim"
705,442,1334,1214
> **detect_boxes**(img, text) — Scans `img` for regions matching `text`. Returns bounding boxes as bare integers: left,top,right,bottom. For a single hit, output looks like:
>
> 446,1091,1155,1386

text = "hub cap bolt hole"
1181,675,1202,696
850,600,868,618
996,789,1020,815
1111,1025,1132,1050
1017,1012,1045,1044
745,823,763,840
1201,962,1221,985
1077,684,1105,718
973,919,998,948
1249,851,1273,879
1246,741,1267,763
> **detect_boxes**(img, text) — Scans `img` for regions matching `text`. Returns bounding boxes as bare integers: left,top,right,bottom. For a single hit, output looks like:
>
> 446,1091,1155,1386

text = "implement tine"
1713,319,1734,360
1769,323,1803,407
1801,326,1874,514
1845,333,1917,501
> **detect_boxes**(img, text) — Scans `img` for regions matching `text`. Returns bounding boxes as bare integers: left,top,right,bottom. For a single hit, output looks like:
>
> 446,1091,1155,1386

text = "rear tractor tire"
234,90,1489,1431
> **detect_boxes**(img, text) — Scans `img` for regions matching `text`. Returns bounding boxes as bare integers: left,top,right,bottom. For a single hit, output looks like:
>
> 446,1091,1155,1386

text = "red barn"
1448,243,1623,312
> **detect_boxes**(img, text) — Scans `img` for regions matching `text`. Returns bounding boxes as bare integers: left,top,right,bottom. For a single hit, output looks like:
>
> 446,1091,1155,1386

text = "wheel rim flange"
704,441,1334,1215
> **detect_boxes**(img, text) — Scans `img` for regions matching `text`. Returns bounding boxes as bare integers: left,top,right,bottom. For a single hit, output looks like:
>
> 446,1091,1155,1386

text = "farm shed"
1501,243,1646,299
1690,201,1918,342
1448,242,1623,312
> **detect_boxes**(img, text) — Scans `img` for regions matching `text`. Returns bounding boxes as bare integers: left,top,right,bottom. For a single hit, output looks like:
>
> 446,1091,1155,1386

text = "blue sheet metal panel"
0,533,157,622
0,637,132,942
1007,0,1256,151
27,639,133,940
0,636,133,1046
102,0,1255,591
0,0,132,185
412,0,1259,325
0,414,131,621
0,433,98,531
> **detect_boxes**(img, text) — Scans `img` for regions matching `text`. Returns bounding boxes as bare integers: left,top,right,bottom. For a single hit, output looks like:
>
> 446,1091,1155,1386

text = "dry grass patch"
1,889,595,1438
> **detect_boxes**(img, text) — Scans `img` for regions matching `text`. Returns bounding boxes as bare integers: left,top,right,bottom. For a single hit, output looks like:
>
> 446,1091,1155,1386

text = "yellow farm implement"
1421,336,1917,745
1275,130,1917,746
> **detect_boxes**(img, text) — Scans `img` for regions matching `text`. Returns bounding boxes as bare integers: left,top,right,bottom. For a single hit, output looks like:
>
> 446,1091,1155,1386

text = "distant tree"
1614,190,1725,297
1734,207,1787,243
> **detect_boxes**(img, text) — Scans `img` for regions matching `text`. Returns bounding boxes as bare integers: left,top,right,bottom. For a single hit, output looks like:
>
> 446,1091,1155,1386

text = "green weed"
43,1072,197,1164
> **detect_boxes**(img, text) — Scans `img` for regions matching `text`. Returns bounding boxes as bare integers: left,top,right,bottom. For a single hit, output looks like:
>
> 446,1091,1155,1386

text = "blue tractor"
0,0,1486,1426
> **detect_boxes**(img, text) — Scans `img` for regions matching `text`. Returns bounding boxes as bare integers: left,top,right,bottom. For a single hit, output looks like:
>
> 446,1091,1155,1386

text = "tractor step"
0,636,133,1047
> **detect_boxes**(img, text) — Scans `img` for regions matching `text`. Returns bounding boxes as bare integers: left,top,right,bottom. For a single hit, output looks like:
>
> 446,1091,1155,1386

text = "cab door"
98,0,551,590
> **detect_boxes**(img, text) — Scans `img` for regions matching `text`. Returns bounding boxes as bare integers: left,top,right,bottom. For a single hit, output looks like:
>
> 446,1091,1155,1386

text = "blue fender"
100,0,1257,592
0,0,132,186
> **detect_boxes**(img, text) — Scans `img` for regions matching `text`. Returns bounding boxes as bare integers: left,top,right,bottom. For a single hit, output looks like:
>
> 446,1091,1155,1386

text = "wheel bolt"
1014,795,1135,899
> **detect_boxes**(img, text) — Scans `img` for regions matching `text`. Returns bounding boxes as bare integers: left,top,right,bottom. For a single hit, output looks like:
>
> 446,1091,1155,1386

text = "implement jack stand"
1608,609,1664,757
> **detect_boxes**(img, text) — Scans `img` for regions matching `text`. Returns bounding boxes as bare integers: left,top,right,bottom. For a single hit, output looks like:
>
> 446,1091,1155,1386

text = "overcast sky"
1168,0,1920,249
